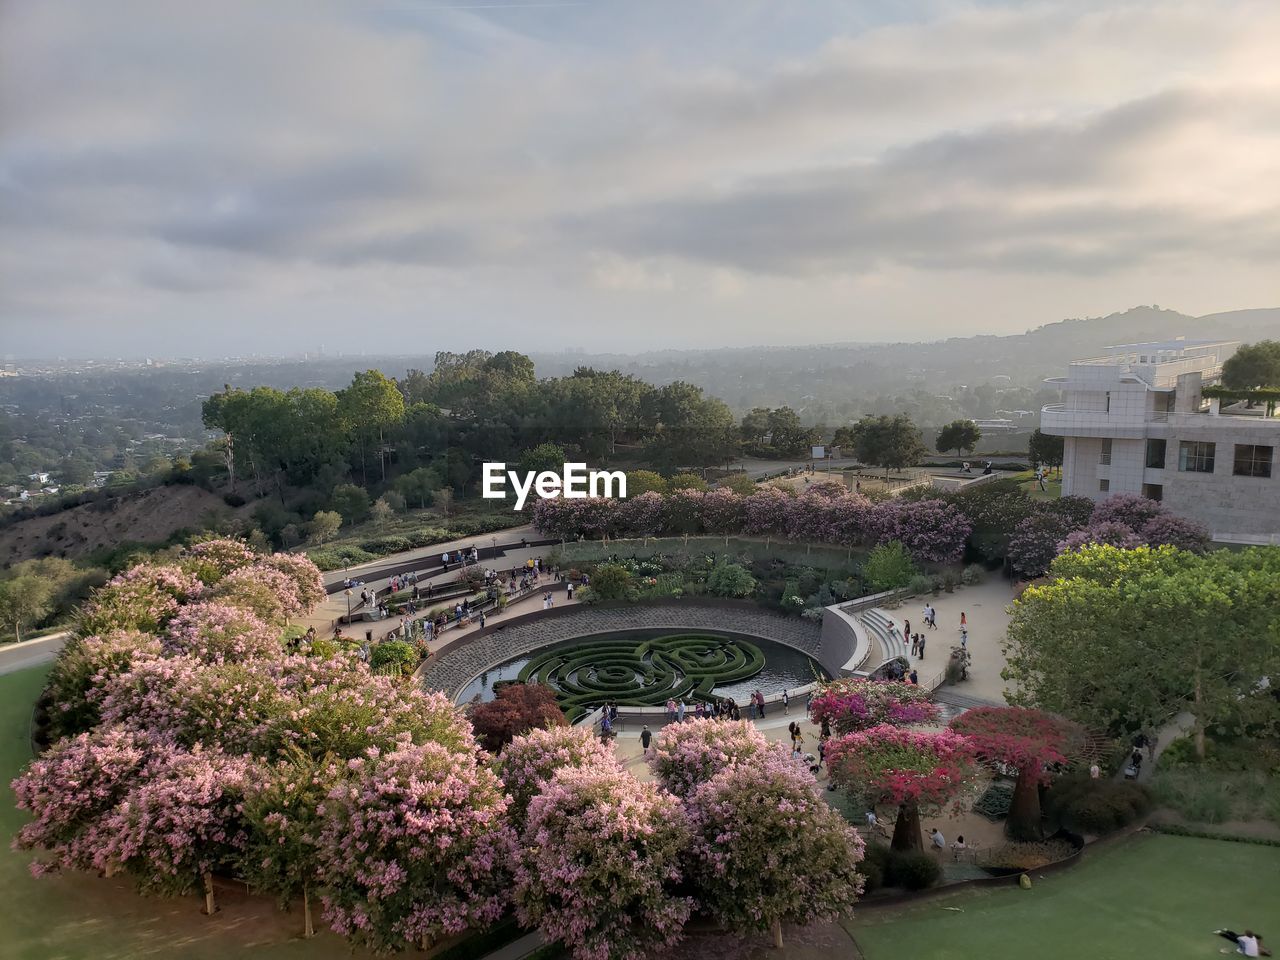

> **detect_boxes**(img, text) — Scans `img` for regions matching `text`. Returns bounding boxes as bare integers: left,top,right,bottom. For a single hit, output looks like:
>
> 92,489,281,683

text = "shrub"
469,682,567,755
361,535,413,555
858,842,892,894
861,541,917,592
705,561,756,598
222,492,247,508
1046,775,1152,834
369,640,418,671
981,839,1075,870
961,564,983,585
907,574,936,595
886,850,941,890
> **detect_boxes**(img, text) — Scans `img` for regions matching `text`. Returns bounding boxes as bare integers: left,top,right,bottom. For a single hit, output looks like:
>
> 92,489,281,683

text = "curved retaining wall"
418,601,823,701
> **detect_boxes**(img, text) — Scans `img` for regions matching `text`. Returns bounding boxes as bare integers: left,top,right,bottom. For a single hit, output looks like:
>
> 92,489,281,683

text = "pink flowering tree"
810,678,940,736
1089,493,1165,529
1007,512,1077,580
1057,520,1145,554
867,499,971,564
12,726,156,875
684,754,865,949
162,602,277,663
647,717,776,798
662,488,706,535
826,726,980,852
531,497,577,539
1140,513,1211,552
210,565,298,624
77,564,203,636
99,656,288,755
183,537,259,585
95,746,252,914
700,487,745,534
742,487,794,538
252,552,327,613
239,755,341,938
613,491,666,538
496,725,619,826
949,707,1083,840
316,737,514,952
515,765,691,960
42,630,163,740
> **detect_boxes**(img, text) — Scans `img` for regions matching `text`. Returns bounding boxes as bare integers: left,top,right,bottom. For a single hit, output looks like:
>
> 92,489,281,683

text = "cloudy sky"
2,0,1278,358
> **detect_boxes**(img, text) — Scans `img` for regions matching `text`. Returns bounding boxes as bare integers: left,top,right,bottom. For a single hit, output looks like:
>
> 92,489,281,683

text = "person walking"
478,610,486,629
918,634,926,659
567,581,575,600
640,725,653,758
677,700,686,722
748,696,758,720
960,611,967,629
782,689,790,715
910,634,920,657
665,698,676,722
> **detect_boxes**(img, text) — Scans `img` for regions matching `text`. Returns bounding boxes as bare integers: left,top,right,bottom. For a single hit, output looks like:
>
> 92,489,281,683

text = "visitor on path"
640,726,653,758
930,827,945,849
865,809,877,830
754,689,767,719
909,669,919,685
820,716,831,739
960,627,968,649
951,836,967,860
1089,762,1101,779
748,697,758,720
478,611,486,629
805,691,812,717
782,689,790,714
677,700,686,722
917,635,926,659
1215,929,1267,957
910,635,920,657
665,699,677,722
567,582,574,600
960,611,967,629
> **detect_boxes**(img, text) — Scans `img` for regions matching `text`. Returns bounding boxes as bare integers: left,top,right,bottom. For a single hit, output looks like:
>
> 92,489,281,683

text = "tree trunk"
203,871,217,915
1194,649,1206,759
359,436,368,487
1006,764,1043,841
771,918,784,949
303,884,314,938
891,802,923,852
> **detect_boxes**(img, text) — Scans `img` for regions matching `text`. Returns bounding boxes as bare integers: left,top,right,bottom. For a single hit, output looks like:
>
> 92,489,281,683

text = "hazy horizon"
3,1,1279,357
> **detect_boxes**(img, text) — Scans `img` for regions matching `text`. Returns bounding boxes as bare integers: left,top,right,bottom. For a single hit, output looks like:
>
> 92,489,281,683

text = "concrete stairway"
857,607,911,666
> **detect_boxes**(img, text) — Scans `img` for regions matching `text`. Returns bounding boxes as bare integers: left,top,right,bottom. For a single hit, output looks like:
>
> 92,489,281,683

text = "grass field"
847,831,1280,960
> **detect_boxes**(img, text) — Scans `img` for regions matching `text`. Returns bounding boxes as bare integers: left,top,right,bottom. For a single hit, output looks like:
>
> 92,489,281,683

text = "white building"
1041,338,1280,541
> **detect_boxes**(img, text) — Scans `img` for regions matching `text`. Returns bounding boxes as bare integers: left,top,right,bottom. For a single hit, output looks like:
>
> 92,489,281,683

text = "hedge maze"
518,633,765,719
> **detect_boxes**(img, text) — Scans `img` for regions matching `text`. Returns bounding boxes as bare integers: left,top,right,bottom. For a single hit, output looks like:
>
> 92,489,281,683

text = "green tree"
720,473,758,495
766,407,817,457
307,510,343,545
337,370,405,486
589,563,634,601
626,470,669,497
330,484,371,524
668,472,709,491
935,419,982,458
394,467,441,509
740,407,772,446
849,414,927,479
58,457,94,487
518,442,568,475
1222,340,1280,390
1028,429,1065,475
0,575,54,641
706,561,757,598
1004,545,1280,758
861,541,918,592
370,497,395,528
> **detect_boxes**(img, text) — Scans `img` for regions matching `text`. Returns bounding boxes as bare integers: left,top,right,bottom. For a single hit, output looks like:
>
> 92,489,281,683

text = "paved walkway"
0,632,69,676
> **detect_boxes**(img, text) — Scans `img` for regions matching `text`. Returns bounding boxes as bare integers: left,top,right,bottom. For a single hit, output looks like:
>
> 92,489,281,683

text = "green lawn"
0,665,379,960
847,832,1280,960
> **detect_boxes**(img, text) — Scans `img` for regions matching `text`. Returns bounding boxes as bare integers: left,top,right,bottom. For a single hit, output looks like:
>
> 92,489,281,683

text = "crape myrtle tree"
810,678,940,736
827,726,980,852
317,737,515,952
514,765,691,960
949,706,1083,840
496,725,620,828
684,752,865,949
1004,544,1280,759
647,717,775,798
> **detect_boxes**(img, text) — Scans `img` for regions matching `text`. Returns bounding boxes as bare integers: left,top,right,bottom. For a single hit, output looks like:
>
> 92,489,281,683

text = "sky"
2,0,1278,358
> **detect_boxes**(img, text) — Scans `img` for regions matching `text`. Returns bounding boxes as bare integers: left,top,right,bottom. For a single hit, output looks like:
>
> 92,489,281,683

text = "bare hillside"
0,486,247,566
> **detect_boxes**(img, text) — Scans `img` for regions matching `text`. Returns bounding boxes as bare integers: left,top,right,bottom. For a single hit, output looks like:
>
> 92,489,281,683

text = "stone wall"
420,603,823,700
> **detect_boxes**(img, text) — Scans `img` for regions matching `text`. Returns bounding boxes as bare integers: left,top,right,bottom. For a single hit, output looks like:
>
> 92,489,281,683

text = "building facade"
1041,339,1279,541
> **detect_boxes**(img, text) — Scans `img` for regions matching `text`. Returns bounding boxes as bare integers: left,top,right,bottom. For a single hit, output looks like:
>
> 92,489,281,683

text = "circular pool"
455,628,828,716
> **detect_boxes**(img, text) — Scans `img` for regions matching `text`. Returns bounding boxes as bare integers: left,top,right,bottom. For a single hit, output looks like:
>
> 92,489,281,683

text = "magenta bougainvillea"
948,706,1082,839
647,717,779,798
496,725,620,825
684,753,864,943
317,737,515,952
826,725,980,851
810,678,940,736
515,765,691,960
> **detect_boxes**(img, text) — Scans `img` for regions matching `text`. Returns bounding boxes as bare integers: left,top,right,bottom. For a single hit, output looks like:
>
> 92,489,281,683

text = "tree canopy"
846,414,927,477
935,419,981,457
1222,340,1280,390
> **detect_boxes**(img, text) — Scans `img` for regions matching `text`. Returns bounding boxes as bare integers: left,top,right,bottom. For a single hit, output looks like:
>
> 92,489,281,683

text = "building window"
1099,438,1112,465
1178,440,1216,473
1145,439,1166,468
1105,392,1111,413
1099,479,1110,492
1233,444,1273,479
1143,483,1163,502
